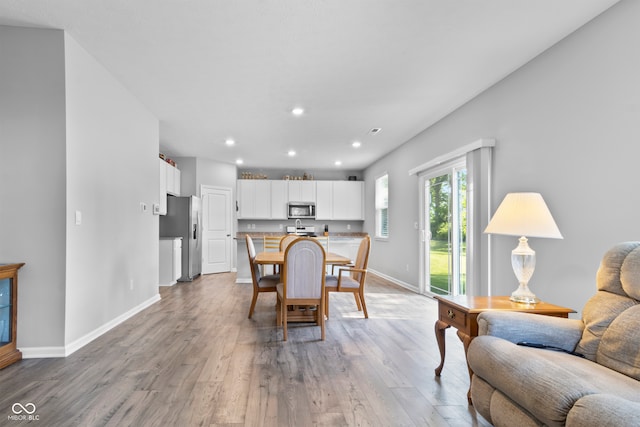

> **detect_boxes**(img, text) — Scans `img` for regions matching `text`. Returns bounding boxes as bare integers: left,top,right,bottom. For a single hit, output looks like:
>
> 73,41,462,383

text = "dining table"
253,250,352,324
253,251,352,267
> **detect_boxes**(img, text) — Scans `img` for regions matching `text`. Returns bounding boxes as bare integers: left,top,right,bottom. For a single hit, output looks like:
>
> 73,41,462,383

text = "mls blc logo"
9,402,39,421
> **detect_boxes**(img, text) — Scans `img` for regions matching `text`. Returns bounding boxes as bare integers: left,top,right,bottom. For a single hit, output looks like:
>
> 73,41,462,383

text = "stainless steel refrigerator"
160,196,202,281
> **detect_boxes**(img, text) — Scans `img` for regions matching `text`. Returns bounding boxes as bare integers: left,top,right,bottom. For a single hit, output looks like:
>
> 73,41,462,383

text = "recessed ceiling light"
334,160,342,166
236,159,243,165
369,128,382,135
288,150,296,157
291,107,304,116
225,138,235,146
352,141,361,148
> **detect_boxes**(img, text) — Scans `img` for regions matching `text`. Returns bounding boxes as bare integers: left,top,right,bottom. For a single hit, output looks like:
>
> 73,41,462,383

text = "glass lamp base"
510,283,540,304
510,236,539,304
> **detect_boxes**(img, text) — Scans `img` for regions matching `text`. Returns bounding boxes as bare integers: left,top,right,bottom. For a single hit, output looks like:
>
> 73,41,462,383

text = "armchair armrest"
477,311,584,352
337,267,366,277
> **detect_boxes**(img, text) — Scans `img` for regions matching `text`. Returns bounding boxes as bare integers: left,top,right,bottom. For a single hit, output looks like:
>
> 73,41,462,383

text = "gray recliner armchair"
468,241,640,427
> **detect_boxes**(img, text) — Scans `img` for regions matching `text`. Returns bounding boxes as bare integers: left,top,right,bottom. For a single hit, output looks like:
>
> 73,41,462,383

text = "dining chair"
279,234,299,251
312,235,331,273
313,235,329,252
263,235,283,276
276,237,326,341
325,235,371,318
246,235,279,319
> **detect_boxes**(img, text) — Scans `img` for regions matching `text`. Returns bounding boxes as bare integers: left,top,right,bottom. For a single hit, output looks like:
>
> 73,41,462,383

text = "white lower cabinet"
159,238,182,286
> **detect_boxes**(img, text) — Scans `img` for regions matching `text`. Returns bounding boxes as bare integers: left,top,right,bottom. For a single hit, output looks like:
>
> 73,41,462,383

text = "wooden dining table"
253,250,352,324
253,251,352,267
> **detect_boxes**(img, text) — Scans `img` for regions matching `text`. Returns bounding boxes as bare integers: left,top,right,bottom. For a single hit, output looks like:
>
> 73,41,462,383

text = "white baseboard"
236,278,251,284
20,293,162,359
368,269,419,293
159,280,177,287
20,346,66,358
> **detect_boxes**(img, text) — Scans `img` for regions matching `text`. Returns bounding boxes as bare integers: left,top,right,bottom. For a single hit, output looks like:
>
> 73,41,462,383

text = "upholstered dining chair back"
245,235,278,318
283,238,326,299
246,235,262,281
277,237,327,340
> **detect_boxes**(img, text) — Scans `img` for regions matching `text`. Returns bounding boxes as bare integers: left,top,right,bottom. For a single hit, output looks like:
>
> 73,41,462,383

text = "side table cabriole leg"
456,329,474,405
434,319,450,376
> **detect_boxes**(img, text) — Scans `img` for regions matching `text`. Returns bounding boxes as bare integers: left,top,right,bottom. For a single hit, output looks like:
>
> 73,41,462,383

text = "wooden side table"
434,295,575,403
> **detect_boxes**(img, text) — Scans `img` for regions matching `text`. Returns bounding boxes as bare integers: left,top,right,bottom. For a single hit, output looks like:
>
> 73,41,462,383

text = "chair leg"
325,290,330,318
359,290,368,319
354,292,362,311
319,302,325,341
282,302,288,341
248,292,258,319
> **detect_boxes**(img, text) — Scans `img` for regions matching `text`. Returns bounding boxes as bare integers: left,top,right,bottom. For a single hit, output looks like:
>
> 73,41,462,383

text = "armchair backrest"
282,237,326,299
352,236,371,282
575,241,640,379
245,235,262,284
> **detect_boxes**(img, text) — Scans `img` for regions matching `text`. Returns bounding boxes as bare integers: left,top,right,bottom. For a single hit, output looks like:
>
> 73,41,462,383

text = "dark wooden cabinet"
0,263,25,369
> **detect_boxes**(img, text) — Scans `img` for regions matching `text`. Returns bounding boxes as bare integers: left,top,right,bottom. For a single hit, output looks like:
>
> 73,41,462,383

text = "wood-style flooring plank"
0,272,490,427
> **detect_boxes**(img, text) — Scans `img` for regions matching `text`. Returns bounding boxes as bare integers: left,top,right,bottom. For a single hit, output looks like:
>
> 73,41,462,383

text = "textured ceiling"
0,0,619,171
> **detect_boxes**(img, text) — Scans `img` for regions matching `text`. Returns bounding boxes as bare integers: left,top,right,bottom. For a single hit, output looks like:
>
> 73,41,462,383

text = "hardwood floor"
0,273,490,427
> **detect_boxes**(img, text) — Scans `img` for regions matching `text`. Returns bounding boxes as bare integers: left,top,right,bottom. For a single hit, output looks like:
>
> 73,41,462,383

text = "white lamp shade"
484,192,563,239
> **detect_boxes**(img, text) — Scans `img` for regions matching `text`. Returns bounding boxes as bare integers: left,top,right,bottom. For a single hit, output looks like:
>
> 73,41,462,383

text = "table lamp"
484,192,563,303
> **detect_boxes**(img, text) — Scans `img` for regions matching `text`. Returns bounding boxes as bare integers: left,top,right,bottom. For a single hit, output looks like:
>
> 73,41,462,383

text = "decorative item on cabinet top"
241,172,268,179
159,153,177,167
239,172,315,180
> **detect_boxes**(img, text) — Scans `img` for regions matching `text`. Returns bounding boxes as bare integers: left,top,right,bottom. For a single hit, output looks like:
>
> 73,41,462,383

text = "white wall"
0,26,67,348
0,26,160,354
364,0,640,314
64,34,160,348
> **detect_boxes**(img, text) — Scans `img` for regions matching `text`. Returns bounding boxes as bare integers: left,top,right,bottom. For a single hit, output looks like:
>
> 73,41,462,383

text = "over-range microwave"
287,202,316,219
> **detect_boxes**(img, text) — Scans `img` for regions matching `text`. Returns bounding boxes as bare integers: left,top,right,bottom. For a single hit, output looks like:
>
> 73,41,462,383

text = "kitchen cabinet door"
271,180,288,219
315,181,333,220
158,159,168,215
165,162,181,196
332,181,364,220
237,180,271,219
288,181,316,202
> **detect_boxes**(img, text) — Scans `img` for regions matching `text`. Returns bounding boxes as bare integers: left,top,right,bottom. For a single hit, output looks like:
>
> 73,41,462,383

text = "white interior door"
201,185,232,274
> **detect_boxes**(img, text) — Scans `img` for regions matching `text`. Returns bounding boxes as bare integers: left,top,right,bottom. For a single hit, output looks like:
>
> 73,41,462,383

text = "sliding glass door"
422,162,467,296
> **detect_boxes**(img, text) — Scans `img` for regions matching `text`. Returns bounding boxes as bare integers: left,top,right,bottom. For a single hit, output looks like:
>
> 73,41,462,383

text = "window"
375,174,389,238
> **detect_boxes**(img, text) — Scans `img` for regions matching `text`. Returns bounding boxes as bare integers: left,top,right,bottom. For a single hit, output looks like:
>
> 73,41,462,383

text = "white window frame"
375,172,389,239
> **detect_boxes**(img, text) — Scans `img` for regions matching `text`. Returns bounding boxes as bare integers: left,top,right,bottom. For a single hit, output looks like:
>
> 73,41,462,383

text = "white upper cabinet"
315,181,364,220
237,179,363,220
165,161,181,196
237,180,271,219
332,181,364,220
158,158,168,215
159,159,181,214
270,180,288,219
287,181,316,202
315,181,333,220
